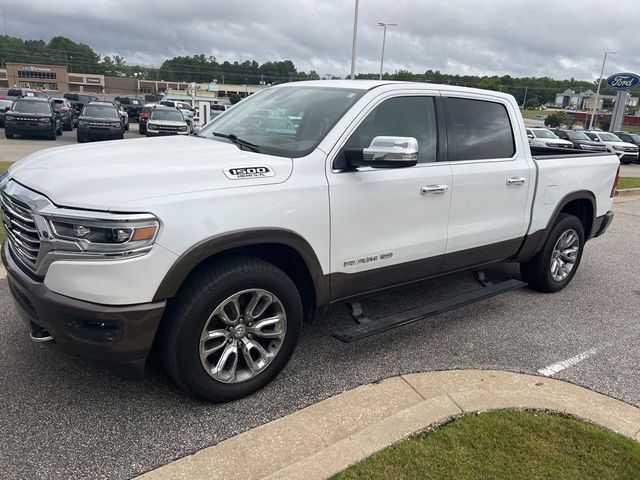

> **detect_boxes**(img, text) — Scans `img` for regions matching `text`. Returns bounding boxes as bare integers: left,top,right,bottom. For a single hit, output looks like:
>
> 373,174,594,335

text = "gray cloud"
2,0,638,80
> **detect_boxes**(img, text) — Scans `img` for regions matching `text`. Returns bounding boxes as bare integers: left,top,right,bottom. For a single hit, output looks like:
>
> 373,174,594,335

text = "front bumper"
1,241,166,365
615,151,638,163
78,125,121,139
5,122,53,134
146,130,189,137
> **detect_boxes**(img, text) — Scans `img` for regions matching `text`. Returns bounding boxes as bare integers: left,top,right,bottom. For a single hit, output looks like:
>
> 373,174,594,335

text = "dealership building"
0,62,261,99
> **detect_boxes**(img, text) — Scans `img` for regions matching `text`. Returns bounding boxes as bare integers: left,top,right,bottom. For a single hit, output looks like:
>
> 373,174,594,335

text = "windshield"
82,105,119,119
627,134,640,142
599,132,622,142
533,129,556,138
12,100,51,114
198,86,365,157
565,131,590,140
151,109,184,122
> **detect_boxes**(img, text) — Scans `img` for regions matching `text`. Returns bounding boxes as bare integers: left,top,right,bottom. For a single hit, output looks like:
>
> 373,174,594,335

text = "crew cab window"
344,96,438,163
445,98,515,161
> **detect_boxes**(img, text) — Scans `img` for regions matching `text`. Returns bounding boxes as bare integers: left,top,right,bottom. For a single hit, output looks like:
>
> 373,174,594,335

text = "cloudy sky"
2,0,638,81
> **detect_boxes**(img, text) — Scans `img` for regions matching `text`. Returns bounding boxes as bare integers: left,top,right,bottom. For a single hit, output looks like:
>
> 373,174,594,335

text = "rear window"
445,98,515,161
12,100,51,114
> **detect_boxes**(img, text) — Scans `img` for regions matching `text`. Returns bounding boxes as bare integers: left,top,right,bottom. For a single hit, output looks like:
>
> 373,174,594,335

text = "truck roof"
276,80,516,101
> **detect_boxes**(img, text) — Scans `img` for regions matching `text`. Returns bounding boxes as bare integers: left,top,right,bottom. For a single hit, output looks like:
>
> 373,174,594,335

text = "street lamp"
589,50,617,130
350,0,359,80
377,22,397,80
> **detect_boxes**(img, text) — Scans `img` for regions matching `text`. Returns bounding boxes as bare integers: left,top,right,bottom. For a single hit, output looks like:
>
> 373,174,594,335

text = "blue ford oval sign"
606,72,640,89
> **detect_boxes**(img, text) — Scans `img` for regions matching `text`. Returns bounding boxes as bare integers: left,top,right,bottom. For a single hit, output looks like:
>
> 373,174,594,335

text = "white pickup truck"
0,81,620,402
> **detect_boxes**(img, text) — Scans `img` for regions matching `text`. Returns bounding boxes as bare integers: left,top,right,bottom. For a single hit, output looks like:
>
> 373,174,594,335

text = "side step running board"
332,278,527,343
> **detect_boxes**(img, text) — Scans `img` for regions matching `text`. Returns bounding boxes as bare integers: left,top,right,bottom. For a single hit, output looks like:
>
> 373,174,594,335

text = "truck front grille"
0,191,41,270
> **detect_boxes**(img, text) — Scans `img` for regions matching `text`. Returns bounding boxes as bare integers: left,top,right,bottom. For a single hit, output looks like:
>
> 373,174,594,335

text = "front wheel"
520,213,584,293
160,256,303,402
5,129,14,139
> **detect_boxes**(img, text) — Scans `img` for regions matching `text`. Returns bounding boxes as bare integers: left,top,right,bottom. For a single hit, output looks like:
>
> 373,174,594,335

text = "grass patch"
618,177,640,190
332,409,640,480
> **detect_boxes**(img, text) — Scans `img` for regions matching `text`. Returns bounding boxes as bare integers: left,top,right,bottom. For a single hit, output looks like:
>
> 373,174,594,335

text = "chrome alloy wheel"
199,289,287,384
550,229,579,282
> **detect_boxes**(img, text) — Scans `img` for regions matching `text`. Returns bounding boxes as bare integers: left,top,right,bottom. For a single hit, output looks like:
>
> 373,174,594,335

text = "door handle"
421,185,449,195
506,177,527,186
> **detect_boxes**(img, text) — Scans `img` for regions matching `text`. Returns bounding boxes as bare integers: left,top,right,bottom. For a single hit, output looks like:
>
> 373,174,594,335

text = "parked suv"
551,129,608,152
0,98,14,127
146,106,189,136
160,100,195,130
6,88,48,99
63,92,99,115
114,97,144,121
585,131,639,164
4,97,61,140
51,98,76,131
526,128,573,148
614,132,640,162
77,102,124,143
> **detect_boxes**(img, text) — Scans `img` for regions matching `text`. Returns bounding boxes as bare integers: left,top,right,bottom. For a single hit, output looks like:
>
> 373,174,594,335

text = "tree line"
2,34,637,103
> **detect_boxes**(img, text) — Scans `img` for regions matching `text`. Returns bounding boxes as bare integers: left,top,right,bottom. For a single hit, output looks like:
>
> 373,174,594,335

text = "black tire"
63,120,73,131
48,127,57,140
125,123,129,131
77,133,85,143
5,129,14,139
139,126,146,135
520,213,585,293
56,124,62,135
160,256,303,402
118,132,124,140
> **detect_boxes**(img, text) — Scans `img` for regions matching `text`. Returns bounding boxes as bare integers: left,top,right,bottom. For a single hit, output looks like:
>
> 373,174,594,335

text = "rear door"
440,94,532,272
327,92,452,300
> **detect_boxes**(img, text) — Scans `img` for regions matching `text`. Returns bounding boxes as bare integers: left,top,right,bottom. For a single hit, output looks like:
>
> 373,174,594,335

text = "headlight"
148,124,157,130
179,126,187,132
613,145,624,151
78,120,88,126
46,215,159,256
39,118,51,123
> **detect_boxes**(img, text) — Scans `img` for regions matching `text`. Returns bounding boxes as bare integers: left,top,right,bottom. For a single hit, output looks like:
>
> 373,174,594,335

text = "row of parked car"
0,89,207,143
526,127,640,164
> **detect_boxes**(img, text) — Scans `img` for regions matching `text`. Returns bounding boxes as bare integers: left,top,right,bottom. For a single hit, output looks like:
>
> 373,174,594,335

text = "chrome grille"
0,190,41,269
623,146,638,152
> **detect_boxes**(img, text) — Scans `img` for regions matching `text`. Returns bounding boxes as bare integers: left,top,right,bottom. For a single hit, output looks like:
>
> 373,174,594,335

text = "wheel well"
560,198,594,237
183,244,317,321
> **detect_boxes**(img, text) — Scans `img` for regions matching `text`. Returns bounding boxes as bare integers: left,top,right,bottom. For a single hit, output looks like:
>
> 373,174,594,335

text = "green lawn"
333,409,640,480
618,177,640,190
0,161,10,244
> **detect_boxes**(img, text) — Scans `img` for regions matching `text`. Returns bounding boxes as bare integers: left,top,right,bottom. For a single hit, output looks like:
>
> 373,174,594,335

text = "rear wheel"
160,256,303,402
63,120,73,131
520,213,584,293
48,126,57,140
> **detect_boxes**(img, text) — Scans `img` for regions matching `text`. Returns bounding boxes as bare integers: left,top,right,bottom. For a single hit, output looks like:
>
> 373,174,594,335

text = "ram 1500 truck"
0,81,620,402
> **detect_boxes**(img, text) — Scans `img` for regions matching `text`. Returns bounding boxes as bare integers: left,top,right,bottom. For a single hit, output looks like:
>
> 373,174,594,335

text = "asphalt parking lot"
0,196,638,479
1,123,143,162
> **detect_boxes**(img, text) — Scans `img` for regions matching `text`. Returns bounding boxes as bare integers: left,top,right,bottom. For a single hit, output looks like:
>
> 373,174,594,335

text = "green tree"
229,93,241,104
544,112,567,128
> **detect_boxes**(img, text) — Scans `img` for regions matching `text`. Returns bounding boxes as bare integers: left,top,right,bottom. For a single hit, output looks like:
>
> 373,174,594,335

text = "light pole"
350,0,359,79
377,22,397,80
589,50,616,130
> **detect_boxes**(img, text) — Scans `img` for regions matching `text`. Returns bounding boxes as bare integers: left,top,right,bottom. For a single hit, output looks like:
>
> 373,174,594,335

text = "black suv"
114,97,144,121
63,92,99,115
4,97,62,140
551,129,608,152
77,101,124,143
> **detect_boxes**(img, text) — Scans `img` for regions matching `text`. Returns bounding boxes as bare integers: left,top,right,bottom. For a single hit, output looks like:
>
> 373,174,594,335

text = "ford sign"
605,72,640,89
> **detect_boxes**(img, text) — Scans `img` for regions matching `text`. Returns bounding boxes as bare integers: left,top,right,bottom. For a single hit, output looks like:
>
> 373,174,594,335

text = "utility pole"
377,22,397,80
522,86,528,108
350,0,359,80
589,50,616,130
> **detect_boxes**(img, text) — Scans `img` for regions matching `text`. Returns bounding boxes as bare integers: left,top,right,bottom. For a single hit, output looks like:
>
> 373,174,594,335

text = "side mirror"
345,136,419,169
527,133,534,139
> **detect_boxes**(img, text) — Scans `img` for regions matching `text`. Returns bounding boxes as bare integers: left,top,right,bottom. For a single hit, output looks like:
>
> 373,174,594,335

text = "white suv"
146,106,189,137
526,128,573,148
585,131,639,164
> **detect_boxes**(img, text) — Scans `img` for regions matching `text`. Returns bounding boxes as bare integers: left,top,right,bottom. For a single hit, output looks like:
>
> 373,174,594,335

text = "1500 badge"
224,166,274,179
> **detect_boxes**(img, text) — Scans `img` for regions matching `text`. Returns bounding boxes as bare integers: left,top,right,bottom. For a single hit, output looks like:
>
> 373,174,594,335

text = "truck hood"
7,136,293,210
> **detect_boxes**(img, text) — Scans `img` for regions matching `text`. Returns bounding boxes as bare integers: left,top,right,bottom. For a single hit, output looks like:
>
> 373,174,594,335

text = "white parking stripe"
537,348,598,377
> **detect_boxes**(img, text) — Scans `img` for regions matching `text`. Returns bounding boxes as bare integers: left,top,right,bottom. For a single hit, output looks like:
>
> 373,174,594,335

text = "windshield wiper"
210,131,262,153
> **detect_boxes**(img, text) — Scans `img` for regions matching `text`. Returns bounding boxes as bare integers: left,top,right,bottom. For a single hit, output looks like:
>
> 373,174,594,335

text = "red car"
138,103,157,135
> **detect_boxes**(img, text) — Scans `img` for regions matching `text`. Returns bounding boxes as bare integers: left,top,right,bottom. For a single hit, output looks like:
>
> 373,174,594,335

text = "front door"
327,94,452,301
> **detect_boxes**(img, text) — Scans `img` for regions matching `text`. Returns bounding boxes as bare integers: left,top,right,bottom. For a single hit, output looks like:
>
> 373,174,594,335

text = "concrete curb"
0,264,5,277
136,370,640,480
617,187,640,197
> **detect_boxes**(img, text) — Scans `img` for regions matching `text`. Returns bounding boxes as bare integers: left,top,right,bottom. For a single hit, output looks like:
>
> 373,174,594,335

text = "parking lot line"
537,348,598,377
